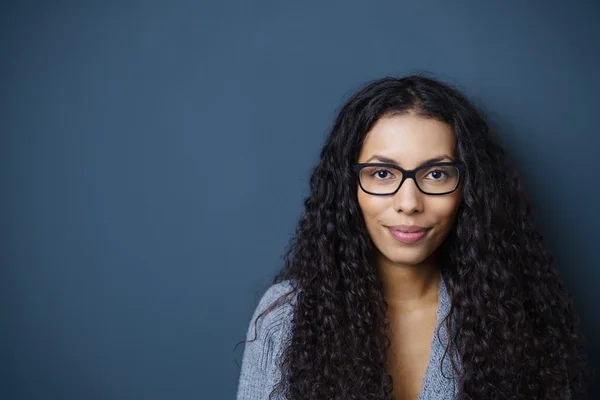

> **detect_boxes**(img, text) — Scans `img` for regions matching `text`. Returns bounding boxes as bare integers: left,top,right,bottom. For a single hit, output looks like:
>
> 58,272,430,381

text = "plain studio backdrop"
1,1,599,399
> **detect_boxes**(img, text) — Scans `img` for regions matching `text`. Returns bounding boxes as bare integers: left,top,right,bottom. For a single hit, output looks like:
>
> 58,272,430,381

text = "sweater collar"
417,268,460,399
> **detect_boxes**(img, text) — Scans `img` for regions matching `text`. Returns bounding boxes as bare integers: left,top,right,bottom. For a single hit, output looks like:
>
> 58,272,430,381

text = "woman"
236,75,589,399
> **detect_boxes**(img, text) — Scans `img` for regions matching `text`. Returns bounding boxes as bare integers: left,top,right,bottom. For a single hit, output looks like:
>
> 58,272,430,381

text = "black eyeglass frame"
353,161,467,196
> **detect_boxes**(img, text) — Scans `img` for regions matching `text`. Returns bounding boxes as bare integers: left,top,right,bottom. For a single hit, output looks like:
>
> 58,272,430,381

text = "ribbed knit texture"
236,280,294,400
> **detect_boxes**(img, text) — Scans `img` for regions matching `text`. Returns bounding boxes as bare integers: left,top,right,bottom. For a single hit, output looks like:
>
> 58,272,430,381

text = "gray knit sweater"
236,271,570,399
237,271,459,399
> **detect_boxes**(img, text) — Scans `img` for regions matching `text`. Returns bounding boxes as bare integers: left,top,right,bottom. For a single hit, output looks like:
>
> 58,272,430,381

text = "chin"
378,247,431,266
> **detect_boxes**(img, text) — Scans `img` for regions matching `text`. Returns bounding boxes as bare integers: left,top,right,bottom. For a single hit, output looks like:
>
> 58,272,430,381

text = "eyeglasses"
353,161,466,195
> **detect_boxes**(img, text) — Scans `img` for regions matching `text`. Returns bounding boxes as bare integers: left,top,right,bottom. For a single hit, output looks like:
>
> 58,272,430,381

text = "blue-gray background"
2,1,599,399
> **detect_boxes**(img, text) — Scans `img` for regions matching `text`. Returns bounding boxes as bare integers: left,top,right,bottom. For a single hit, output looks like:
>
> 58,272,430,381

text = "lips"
387,225,429,233
387,225,430,244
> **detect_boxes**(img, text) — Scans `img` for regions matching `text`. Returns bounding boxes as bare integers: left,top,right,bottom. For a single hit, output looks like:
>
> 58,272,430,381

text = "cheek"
429,195,462,228
357,191,386,222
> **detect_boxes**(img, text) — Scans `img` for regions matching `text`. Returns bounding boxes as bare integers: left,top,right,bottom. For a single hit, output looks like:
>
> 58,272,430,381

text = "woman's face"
356,113,463,267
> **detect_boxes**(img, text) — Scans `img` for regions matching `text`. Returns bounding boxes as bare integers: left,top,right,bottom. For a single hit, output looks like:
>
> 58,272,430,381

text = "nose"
391,177,423,214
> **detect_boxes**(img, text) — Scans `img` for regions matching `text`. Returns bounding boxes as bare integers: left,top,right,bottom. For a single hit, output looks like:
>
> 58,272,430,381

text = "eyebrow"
364,154,454,167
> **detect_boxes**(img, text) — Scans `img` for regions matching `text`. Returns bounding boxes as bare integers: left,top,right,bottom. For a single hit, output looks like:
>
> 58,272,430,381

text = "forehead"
357,114,456,168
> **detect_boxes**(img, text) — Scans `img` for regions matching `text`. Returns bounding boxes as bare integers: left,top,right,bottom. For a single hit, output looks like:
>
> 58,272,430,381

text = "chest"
385,306,437,400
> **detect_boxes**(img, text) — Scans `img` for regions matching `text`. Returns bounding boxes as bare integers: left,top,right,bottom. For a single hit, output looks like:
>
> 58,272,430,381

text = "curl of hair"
266,75,590,399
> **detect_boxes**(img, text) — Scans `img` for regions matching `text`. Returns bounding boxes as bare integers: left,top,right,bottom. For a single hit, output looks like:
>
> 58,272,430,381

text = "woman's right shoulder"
258,280,296,306
250,280,296,329
237,281,297,399
241,280,297,368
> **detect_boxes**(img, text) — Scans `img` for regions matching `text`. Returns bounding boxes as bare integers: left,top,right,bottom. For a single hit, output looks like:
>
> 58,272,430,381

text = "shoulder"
246,280,296,344
240,280,296,377
256,280,296,313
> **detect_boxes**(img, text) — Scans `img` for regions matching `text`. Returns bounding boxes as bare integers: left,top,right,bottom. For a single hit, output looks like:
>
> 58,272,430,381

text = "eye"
370,169,395,179
425,169,448,180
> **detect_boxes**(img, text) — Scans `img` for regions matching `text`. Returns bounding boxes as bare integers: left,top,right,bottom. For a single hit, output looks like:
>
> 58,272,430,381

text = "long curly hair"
267,75,590,399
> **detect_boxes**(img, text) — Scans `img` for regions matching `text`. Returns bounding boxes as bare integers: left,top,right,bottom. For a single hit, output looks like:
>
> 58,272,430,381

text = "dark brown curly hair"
265,75,591,399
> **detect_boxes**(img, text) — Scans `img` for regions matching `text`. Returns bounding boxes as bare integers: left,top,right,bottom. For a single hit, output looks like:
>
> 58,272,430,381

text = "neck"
376,251,441,309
